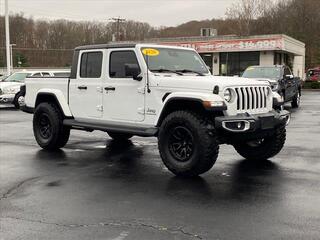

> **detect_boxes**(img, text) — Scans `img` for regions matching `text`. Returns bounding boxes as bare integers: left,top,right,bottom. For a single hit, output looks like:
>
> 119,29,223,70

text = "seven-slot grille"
234,86,270,111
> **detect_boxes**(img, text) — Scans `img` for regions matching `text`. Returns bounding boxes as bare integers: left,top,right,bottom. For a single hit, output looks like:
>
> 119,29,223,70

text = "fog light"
222,120,251,132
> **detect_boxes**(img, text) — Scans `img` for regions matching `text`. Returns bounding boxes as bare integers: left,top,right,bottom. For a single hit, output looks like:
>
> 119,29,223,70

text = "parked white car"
22,43,290,177
0,70,70,108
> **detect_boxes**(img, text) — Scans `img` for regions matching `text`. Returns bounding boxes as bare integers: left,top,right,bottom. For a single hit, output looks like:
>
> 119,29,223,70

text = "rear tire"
291,91,301,108
108,131,132,141
33,102,70,150
233,124,286,161
158,111,219,177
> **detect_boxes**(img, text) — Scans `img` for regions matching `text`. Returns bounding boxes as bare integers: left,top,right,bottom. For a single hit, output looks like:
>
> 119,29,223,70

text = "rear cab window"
79,51,103,78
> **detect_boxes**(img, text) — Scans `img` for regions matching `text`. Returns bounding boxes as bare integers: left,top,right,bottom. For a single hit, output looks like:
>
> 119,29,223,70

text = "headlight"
271,83,279,91
3,87,19,94
223,88,232,102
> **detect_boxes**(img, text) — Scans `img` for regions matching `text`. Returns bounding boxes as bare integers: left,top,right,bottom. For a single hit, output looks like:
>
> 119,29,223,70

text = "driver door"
284,67,294,100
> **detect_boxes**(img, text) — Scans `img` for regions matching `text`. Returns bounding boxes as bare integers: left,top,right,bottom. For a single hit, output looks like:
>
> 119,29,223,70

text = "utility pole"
109,17,126,41
10,43,16,71
5,0,11,75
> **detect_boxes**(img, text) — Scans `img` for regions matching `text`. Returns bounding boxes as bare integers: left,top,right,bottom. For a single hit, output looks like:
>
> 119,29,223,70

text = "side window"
80,52,103,78
109,51,140,78
33,73,41,77
42,72,51,76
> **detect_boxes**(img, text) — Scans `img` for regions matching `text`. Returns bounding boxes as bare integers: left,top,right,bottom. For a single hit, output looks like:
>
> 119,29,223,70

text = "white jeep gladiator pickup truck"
21,43,290,177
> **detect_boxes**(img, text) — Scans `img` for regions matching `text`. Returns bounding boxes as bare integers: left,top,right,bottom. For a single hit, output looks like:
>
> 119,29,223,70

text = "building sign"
161,37,283,53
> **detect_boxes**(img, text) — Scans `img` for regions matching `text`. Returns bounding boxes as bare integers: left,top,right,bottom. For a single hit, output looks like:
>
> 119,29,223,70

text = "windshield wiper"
177,69,205,76
151,68,183,75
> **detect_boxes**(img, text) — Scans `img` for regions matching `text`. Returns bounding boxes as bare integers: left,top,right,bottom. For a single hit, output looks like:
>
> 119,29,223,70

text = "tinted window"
80,52,102,78
33,73,41,76
109,51,140,78
220,52,260,76
42,72,51,76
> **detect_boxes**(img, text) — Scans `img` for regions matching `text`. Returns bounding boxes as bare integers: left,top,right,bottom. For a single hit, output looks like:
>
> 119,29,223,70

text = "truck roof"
75,43,137,50
74,43,195,51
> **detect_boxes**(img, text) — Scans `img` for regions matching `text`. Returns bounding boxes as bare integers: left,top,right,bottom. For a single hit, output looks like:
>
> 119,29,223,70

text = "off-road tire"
158,111,219,177
13,92,23,109
233,124,286,161
33,102,70,150
291,91,301,108
108,132,133,141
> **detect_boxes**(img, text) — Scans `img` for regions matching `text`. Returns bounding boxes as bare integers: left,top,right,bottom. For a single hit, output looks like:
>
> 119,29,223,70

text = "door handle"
104,86,116,91
78,85,87,90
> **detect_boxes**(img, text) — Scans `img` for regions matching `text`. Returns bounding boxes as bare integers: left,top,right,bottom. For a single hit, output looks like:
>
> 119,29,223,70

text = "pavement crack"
0,177,40,200
1,216,202,239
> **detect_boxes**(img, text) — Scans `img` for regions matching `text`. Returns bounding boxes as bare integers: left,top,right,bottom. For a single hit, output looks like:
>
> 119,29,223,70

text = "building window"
199,53,213,74
219,52,260,76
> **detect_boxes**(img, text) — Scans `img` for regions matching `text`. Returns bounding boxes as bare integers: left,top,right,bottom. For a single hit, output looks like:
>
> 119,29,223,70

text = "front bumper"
0,94,15,105
215,110,290,133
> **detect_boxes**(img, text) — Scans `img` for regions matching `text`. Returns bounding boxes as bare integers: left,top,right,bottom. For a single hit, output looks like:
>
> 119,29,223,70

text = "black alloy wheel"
168,126,194,162
38,113,52,139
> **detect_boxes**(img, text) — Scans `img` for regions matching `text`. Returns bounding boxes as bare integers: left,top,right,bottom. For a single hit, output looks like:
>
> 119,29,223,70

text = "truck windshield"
242,67,281,79
3,72,30,82
141,47,209,75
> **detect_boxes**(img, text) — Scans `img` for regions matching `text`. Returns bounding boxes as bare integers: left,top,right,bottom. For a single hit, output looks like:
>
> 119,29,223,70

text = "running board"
63,119,158,137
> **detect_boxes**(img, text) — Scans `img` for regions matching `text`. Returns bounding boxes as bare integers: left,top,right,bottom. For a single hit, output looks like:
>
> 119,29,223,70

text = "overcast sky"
0,0,239,27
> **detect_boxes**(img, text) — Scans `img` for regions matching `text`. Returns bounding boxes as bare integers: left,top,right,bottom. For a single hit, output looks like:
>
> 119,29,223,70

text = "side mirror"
285,74,294,80
125,64,142,81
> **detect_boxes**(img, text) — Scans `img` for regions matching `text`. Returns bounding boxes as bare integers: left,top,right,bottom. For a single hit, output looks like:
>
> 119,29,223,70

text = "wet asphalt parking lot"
0,90,320,240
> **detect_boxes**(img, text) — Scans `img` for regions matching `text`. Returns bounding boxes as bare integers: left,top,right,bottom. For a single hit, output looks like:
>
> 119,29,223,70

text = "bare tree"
226,0,273,35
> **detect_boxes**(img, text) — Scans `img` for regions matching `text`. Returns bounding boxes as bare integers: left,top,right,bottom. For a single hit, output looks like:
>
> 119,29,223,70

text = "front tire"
158,111,219,177
291,91,301,108
233,124,286,161
33,102,70,150
13,92,23,109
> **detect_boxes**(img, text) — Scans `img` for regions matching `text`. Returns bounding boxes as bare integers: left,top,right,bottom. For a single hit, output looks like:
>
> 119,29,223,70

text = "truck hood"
157,75,269,91
0,82,23,90
253,78,278,85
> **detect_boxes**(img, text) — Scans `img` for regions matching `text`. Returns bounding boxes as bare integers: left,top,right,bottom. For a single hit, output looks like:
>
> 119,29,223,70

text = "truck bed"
25,77,69,109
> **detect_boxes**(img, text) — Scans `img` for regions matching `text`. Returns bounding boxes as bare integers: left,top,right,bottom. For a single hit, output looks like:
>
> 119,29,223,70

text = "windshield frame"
140,47,210,75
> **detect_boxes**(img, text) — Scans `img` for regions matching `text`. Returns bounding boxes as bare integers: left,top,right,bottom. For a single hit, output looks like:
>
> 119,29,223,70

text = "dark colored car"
242,65,302,108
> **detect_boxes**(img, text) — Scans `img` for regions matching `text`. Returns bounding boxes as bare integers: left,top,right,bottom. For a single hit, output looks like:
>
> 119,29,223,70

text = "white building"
153,34,305,78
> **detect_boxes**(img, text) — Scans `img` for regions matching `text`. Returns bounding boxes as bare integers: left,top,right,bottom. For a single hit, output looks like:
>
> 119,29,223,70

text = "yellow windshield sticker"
142,48,160,56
